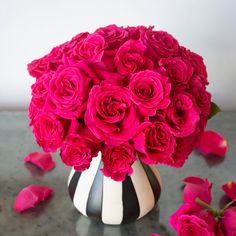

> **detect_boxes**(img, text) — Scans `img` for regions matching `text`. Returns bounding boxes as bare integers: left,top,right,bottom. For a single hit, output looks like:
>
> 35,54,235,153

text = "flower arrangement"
27,25,212,181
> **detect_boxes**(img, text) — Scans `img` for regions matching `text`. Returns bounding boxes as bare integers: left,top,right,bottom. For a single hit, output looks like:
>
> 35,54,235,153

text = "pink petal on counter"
222,181,236,200
24,152,56,171
196,130,227,157
14,185,54,213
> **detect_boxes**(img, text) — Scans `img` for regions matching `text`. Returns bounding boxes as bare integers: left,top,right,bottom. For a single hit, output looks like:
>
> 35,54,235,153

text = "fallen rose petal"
222,181,236,200
151,234,161,236
14,185,53,213
24,152,55,171
183,176,212,207
196,130,227,157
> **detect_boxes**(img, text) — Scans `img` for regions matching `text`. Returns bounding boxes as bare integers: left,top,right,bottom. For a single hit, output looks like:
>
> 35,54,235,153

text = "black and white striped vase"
67,153,162,225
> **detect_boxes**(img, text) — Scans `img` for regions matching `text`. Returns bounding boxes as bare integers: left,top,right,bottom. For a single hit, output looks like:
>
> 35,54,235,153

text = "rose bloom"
28,100,40,126
170,203,217,236
27,45,65,79
143,30,180,60
188,76,211,117
101,143,136,181
159,57,193,87
129,70,171,117
166,93,200,137
60,135,92,171
95,24,129,71
85,82,139,145
95,24,128,50
114,40,153,74
164,133,196,167
126,25,152,40
176,215,215,236
181,47,208,85
48,63,93,119
133,121,176,165
31,72,53,109
73,33,105,62
32,113,65,152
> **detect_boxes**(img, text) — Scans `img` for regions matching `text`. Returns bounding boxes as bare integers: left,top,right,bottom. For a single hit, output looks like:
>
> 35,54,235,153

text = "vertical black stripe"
122,176,140,224
141,163,161,203
86,161,103,219
68,171,82,201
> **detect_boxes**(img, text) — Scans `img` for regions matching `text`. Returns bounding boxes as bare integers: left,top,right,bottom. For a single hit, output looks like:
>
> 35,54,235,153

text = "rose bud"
183,176,212,207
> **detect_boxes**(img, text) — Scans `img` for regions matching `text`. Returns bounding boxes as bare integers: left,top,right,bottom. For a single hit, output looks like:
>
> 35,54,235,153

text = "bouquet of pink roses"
28,25,212,181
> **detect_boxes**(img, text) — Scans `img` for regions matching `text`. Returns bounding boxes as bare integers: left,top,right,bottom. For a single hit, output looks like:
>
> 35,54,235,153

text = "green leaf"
208,102,221,119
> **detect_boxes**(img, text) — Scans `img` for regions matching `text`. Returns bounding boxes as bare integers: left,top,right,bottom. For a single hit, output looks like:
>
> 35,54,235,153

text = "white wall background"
0,0,236,110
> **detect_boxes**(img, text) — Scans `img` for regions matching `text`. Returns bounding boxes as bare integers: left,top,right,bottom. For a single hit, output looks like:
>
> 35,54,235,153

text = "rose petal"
222,181,236,200
220,206,236,235
14,185,54,213
183,176,212,207
151,234,161,236
24,152,56,171
196,130,227,157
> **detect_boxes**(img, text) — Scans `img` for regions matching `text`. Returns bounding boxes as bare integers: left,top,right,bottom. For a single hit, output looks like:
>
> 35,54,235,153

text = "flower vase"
67,153,162,225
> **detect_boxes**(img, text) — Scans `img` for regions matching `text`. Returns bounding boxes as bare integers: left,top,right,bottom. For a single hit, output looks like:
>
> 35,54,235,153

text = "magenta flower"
183,176,212,207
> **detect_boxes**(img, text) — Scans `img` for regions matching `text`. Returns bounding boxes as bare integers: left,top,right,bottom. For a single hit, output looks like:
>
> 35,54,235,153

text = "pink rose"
133,121,176,164
94,25,129,71
67,32,89,51
31,72,53,109
27,45,64,79
95,24,128,50
27,56,49,79
220,207,236,236
73,33,105,61
61,32,89,60
101,143,136,181
188,76,211,117
114,40,153,74
60,122,102,171
222,181,236,200
28,100,39,126
85,82,139,145
129,70,171,117
32,113,65,152
159,57,193,87
60,136,92,171
181,47,208,85
126,25,152,40
170,203,216,235
176,215,215,236
183,176,212,207
169,134,196,167
166,93,200,137
48,63,93,119
143,30,180,60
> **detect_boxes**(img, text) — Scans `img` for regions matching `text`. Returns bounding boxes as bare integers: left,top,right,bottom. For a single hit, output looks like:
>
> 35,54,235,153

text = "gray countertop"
0,111,235,236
